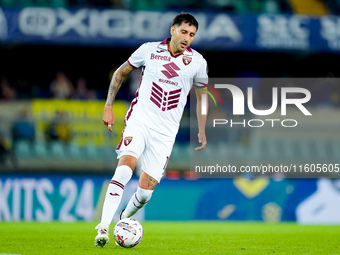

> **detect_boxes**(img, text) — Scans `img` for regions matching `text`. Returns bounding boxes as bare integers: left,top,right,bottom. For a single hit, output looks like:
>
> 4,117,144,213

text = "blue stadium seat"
33,142,49,158
14,140,32,158
296,137,313,160
50,141,66,158
68,143,83,158
85,144,99,159
330,138,340,160
314,137,328,160
280,137,296,160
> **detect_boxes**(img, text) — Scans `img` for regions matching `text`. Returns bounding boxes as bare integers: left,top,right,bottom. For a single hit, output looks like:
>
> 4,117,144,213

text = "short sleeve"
193,57,208,87
128,43,147,69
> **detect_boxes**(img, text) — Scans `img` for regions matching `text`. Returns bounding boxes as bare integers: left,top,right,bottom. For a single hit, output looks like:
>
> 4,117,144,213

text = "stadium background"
1,0,340,224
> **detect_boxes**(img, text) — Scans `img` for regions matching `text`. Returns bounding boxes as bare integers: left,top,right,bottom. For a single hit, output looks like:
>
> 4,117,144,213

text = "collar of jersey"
158,38,193,58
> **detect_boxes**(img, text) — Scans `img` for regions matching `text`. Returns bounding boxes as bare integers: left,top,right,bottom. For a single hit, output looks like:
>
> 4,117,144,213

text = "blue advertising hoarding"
0,174,142,221
1,174,340,223
1,7,340,52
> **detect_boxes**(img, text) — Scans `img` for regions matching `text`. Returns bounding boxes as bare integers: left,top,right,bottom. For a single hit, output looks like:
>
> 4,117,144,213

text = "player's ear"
170,26,175,36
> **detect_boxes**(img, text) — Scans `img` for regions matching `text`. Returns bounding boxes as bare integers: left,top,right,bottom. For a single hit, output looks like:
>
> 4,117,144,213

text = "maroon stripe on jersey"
160,38,168,45
150,96,161,108
153,85,163,94
169,88,182,95
110,180,124,190
116,138,123,150
117,68,142,151
127,59,138,69
134,67,144,98
167,99,180,105
126,98,138,121
151,87,162,98
152,82,163,92
151,92,162,103
167,104,179,110
168,94,181,100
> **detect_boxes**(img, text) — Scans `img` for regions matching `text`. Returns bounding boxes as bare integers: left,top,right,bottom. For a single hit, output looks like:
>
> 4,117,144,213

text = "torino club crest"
124,136,133,146
182,56,192,65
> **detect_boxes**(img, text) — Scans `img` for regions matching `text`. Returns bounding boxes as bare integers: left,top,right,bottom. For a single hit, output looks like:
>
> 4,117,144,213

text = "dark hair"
172,13,198,31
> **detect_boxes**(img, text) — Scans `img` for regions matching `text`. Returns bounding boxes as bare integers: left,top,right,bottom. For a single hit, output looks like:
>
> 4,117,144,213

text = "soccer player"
95,12,208,247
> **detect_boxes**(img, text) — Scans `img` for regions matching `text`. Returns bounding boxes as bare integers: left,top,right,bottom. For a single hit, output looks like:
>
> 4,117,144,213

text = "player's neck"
167,42,184,56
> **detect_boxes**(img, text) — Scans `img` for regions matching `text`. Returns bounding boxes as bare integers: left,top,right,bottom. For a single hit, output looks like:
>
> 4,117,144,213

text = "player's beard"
179,41,188,50
174,40,187,54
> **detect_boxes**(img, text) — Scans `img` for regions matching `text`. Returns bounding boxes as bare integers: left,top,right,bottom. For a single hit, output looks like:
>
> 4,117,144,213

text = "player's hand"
103,106,115,132
195,132,207,151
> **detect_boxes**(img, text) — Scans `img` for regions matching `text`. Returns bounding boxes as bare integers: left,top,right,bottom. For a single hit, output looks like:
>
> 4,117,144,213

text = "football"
113,218,143,248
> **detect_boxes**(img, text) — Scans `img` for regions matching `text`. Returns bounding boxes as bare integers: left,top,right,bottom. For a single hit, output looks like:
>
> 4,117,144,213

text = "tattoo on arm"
105,61,133,106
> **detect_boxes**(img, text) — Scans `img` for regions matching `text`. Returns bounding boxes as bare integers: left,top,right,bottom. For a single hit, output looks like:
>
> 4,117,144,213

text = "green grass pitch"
0,221,339,254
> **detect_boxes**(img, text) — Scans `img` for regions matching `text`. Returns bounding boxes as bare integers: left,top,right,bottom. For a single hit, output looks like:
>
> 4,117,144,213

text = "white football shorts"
116,119,175,182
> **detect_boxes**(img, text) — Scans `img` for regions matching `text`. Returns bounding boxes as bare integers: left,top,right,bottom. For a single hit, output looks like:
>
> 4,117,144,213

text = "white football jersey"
125,38,208,138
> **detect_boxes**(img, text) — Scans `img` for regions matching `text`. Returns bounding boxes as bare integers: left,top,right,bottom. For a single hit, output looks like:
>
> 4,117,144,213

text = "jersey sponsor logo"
124,136,133,146
161,62,180,79
158,78,178,86
150,82,181,111
110,192,120,196
182,55,192,65
150,53,171,61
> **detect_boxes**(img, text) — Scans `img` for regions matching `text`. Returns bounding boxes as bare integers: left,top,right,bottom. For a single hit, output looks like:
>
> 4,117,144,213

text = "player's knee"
118,154,137,170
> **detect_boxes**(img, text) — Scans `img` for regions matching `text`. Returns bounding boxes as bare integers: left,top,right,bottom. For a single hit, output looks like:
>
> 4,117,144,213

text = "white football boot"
95,224,109,248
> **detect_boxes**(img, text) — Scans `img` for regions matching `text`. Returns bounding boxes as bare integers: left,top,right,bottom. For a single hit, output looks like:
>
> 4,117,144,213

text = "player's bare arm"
194,86,208,151
103,61,133,132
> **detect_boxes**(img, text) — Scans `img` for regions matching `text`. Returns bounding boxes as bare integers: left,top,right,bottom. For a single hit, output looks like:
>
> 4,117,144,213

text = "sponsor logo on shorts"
124,136,133,146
